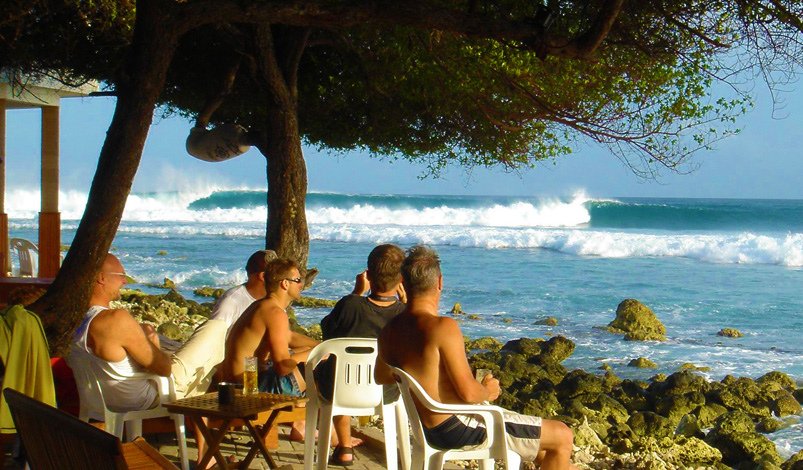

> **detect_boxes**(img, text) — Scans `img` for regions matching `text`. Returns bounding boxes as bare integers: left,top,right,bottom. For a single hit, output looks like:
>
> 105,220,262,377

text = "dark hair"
263,258,300,293
245,250,277,274
366,244,404,292
401,245,441,296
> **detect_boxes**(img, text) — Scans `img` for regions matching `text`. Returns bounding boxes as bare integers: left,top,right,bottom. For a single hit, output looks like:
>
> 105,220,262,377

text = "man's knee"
542,419,573,453
553,420,573,451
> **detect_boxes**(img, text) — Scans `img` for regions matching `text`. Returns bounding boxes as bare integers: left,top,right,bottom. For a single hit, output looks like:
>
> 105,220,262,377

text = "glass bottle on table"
243,356,259,396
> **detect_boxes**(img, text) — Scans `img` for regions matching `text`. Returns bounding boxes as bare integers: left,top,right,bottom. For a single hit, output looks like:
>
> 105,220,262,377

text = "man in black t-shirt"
318,244,406,466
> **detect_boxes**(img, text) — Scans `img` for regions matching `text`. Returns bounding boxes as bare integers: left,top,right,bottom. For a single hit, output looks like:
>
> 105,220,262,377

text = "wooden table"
164,391,306,469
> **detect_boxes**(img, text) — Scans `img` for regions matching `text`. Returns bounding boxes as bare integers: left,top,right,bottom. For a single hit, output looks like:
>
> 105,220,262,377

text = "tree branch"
177,0,599,59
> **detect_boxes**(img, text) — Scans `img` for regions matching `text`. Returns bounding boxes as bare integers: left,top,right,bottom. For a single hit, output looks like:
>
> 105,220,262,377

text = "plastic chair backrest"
3,387,124,470
67,347,111,422
305,337,383,411
390,366,521,470
9,238,38,277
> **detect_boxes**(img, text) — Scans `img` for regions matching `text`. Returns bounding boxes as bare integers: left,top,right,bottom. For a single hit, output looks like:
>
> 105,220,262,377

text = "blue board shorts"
258,363,303,396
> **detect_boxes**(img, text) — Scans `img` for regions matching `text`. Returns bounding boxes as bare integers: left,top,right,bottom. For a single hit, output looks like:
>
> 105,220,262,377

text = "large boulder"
771,391,802,417
534,335,575,364
607,299,666,341
711,376,772,418
628,411,674,439
556,370,606,401
705,410,782,468
757,371,797,394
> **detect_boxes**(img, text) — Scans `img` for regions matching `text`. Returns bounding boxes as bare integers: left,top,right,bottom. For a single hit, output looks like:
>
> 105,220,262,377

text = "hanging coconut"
186,123,251,162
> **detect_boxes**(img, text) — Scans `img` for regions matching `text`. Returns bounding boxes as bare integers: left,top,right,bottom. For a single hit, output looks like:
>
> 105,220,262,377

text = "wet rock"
675,413,704,438
694,402,729,429
157,322,184,341
609,380,652,413
705,410,781,468
465,337,502,351
556,370,605,401
501,317,512,323
648,370,710,402
756,416,787,433
157,250,168,256
607,299,666,341
711,376,772,418
193,286,226,299
534,336,575,364
770,391,802,417
467,314,480,320
449,302,464,314
589,394,630,426
628,357,657,368
292,296,337,308
757,370,797,393
781,450,803,470
522,390,562,418
679,362,711,372
794,388,803,404
162,277,176,290
628,411,674,439
717,327,743,338
655,391,707,425
501,338,543,356
535,316,558,326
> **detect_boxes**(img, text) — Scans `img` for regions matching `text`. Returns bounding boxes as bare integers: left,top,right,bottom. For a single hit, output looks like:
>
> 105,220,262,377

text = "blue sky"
4,83,802,199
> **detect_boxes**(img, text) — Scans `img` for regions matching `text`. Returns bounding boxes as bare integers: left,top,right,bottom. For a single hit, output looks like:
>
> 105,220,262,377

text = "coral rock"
607,299,666,341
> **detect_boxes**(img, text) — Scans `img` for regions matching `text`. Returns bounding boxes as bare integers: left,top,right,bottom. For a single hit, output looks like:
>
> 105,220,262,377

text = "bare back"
379,309,487,428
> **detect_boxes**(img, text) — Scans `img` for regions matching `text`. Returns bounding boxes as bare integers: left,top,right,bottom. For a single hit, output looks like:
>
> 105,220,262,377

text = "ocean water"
7,189,803,456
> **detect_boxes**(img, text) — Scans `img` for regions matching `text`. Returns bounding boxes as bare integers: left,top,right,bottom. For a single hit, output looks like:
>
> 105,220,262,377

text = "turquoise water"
7,189,802,455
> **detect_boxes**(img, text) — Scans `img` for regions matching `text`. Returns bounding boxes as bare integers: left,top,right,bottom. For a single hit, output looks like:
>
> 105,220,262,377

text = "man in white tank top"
71,254,227,410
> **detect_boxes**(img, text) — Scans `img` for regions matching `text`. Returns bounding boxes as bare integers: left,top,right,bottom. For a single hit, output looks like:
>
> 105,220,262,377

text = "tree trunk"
30,0,182,356
252,25,310,268
260,108,309,269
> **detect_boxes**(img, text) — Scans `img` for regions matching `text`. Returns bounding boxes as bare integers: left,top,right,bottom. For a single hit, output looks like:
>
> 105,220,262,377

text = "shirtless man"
220,258,319,439
377,246,576,470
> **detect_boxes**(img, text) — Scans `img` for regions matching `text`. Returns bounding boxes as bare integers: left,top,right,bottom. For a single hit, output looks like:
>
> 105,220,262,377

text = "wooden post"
0,99,8,277
40,105,60,278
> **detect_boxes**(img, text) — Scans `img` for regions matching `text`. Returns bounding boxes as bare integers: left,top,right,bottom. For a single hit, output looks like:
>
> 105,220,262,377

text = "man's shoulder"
337,294,366,309
216,284,250,304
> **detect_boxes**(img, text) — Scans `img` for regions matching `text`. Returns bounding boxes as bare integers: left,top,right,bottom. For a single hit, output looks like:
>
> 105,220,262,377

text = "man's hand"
482,373,501,402
141,324,161,349
351,270,370,296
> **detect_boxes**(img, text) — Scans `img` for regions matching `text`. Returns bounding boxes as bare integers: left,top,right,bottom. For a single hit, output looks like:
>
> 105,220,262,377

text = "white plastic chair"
304,338,411,470
9,238,38,277
390,366,521,470
67,347,189,470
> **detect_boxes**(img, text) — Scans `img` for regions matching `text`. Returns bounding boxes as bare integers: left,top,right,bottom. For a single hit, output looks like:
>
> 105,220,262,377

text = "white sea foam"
4,188,592,227
6,188,802,266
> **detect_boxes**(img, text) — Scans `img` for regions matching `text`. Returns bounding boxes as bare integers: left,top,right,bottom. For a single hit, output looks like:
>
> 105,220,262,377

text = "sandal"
329,446,354,467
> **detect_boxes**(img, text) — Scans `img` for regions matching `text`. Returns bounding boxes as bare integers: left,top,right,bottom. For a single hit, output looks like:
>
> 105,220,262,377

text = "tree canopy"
1,0,801,354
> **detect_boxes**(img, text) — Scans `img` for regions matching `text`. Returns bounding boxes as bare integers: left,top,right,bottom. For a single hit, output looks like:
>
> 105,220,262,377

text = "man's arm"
438,317,498,404
115,310,172,377
265,308,301,376
374,355,395,385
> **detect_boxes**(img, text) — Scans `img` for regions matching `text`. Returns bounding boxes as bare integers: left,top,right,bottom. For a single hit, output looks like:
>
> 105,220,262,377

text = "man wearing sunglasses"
220,258,319,438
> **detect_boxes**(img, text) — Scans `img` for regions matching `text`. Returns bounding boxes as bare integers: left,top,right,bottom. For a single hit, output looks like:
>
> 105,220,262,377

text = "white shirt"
210,284,258,334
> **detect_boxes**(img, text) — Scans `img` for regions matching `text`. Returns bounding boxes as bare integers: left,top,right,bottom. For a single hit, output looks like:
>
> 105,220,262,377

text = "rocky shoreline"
116,288,803,469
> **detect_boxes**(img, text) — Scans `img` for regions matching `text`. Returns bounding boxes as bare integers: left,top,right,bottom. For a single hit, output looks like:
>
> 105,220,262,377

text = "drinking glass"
243,356,259,396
